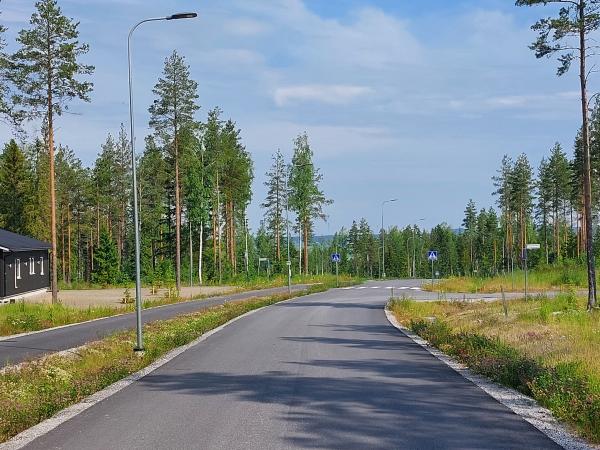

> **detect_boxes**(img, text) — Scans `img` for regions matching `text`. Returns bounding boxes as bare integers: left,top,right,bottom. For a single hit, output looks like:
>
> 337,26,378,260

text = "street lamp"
128,12,197,352
381,198,398,279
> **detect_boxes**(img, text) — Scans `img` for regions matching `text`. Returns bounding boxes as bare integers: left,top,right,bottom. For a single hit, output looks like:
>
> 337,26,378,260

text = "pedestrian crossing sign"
427,250,438,261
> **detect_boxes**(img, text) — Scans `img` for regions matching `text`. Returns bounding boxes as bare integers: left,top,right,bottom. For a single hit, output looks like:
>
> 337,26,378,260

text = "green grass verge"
425,264,589,293
0,284,333,443
389,296,600,443
0,274,362,336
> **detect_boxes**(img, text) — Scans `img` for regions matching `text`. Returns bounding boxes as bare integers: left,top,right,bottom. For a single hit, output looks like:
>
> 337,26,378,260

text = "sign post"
427,250,438,287
524,244,540,300
331,253,340,287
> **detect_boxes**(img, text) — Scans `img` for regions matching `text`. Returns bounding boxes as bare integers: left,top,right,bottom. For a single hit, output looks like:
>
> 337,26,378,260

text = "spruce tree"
10,0,94,303
149,50,199,291
92,228,120,286
0,140,33,234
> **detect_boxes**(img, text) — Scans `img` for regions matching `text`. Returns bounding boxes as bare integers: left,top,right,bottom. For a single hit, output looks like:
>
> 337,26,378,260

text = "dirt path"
27,285,236,309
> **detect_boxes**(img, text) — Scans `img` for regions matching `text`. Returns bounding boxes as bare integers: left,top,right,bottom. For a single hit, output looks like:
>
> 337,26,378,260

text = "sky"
0,0,591,235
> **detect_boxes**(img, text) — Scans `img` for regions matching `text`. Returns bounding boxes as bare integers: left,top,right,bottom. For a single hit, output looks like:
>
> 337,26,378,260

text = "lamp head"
167,12,197,20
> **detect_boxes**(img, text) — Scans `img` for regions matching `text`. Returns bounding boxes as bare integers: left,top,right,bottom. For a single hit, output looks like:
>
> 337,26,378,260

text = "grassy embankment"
1,274,359,336
0,282,338,443
389,294,600,442
423,264,588,293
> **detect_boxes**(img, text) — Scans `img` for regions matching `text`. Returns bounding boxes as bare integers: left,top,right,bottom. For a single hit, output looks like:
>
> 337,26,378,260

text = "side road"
0,284,309,367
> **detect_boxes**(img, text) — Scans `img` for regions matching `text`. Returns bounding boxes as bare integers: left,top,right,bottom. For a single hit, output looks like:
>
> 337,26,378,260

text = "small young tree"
516,0,599,308
92,228,120,286
10,0,94,303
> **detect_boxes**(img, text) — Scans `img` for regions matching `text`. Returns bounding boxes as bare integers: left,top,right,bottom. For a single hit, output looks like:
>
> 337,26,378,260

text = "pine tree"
10,0,94,303
493,155,515,272
516,0,599,308
219,119,253,274
0,9,12,122
288,132,332,274
262,150,286,262
511,154,534,263
536,157,552,263
0,140,33,234
548,143,572,261
149,50,199,291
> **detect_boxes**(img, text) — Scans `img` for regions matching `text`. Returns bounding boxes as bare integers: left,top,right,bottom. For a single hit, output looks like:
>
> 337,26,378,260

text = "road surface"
0,285,309,367
21,279,560,449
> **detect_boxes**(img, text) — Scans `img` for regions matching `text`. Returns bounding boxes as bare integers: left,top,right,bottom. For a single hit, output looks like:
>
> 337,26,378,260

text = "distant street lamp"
128,12,197,352
381,198,397,279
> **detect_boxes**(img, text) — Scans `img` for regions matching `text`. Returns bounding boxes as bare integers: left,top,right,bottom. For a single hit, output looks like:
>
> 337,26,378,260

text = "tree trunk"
174,132,181,292
48,106,58,302
198,220,203,285
303,222,309,275
67,204,71,284
579,3,597,310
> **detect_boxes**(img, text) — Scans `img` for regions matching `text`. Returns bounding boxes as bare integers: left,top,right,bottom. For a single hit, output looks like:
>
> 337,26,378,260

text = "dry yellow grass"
391,294,600,387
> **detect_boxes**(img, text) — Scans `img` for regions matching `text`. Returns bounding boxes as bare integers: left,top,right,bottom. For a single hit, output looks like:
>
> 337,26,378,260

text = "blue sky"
0,0,590,235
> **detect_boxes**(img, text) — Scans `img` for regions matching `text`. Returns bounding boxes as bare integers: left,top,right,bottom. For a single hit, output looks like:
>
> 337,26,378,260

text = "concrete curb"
0,290,318,450
383,306,595,450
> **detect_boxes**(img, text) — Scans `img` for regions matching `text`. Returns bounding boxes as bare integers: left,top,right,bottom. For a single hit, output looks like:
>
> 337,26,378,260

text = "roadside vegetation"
0,284,336,443
0,274,359,336
423,264,588,293
389,294,600,442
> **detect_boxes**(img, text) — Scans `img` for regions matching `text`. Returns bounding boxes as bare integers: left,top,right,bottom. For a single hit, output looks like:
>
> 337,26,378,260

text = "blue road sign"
427,250,438,261
331,253,341,263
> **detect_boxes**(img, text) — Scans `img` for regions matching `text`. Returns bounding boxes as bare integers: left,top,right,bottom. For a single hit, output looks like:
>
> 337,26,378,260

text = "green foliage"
411,317,597,439
0,140,34,233
10,0,94,120
92,229,121,286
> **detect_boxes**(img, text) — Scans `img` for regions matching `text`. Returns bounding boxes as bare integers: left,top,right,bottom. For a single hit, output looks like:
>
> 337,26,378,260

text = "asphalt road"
22,279,560,449
0,285,309,367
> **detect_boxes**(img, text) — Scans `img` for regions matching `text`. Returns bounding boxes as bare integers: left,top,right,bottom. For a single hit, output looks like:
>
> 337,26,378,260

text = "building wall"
3,250,50,298
0,253,4,298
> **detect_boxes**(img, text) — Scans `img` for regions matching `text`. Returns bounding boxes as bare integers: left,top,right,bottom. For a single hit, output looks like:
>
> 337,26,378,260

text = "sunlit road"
23,280,559,449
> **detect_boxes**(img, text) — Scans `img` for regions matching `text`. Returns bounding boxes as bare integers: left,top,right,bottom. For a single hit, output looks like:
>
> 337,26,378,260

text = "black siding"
0,253,4,298
3,250,49,298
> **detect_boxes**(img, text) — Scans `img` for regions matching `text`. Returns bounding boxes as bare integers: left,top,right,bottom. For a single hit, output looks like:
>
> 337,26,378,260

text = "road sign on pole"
331,253,340,263
524,244,540,300
427,250,438,261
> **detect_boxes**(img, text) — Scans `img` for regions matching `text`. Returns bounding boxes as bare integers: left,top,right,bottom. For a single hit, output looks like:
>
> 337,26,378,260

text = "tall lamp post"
381,198,397,279
128,12,197,352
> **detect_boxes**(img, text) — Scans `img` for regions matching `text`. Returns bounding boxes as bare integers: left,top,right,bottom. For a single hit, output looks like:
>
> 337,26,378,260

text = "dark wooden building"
0,228,51,301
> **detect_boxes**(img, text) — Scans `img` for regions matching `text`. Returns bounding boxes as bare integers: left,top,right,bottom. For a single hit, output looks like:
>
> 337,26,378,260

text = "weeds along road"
0,285,310,367
20,279,559,450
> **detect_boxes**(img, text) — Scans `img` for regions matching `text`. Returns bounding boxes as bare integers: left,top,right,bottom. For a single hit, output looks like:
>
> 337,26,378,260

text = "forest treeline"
0,1,331,293
2,0,600,299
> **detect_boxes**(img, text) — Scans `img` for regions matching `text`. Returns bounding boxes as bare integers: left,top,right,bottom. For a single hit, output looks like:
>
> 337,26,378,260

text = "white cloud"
273,84,373,106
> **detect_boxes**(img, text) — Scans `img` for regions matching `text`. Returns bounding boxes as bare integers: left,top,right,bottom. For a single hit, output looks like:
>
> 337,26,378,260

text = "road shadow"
138,324,559,450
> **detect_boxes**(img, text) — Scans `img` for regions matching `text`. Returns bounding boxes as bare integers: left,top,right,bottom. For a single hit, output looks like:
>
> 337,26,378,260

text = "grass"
389,294,600,442
425,264,588,293
0,285,331,443
0,274,361,336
